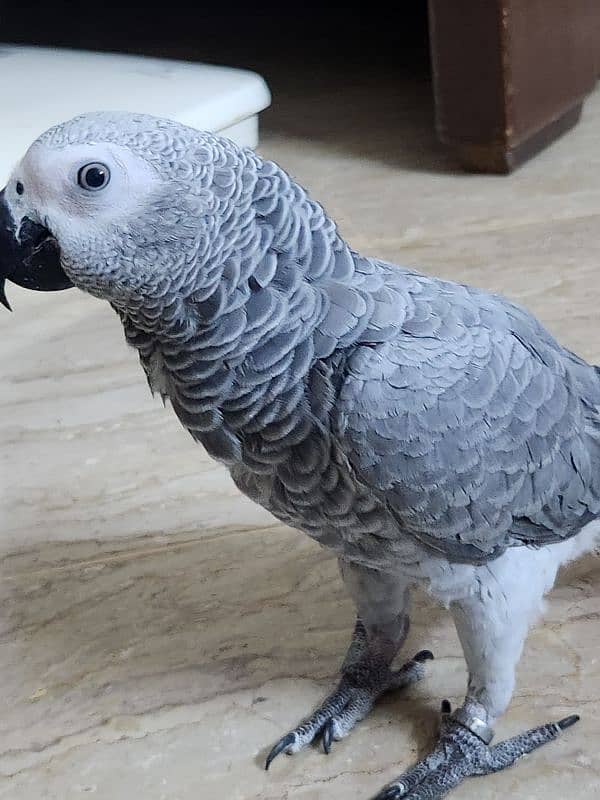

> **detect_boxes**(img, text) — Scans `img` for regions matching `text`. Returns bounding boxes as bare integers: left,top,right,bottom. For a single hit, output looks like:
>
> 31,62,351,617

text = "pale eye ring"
77,162,111,192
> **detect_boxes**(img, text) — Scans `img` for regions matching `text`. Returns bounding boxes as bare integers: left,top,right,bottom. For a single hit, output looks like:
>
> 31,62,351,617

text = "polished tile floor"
2,73,600,799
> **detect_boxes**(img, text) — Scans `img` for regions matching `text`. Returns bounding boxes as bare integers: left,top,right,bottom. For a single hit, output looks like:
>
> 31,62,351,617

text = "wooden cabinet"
428,1,600,172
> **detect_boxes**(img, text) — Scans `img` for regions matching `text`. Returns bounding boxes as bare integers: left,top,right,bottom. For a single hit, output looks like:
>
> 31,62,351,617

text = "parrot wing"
334,262,600,564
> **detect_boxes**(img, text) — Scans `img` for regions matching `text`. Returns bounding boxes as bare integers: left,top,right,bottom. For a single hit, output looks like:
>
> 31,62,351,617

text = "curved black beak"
0,187,72,310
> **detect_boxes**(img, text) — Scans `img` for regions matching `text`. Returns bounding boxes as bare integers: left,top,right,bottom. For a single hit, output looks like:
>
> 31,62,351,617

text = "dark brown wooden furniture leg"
428,0,600,173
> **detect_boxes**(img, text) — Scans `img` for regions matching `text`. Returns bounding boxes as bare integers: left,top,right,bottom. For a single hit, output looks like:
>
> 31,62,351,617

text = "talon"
265,732,296,770
441,699,452,715
557,714,580,731
322,718,334,754
414,649,434,662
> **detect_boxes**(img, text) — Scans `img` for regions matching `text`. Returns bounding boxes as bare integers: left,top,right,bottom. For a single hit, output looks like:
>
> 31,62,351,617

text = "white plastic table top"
0,45,271,181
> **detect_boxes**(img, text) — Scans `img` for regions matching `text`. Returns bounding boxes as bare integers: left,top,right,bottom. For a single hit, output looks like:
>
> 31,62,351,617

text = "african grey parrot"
0,111,592,799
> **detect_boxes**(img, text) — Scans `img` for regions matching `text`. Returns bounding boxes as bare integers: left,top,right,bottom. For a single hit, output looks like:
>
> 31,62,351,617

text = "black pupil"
16,181,24,195
85,167,106,188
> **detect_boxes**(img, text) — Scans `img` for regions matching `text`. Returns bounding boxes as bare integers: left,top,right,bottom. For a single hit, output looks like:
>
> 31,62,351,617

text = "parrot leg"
372,558,581,799
372,700,578,800
266,563,432,769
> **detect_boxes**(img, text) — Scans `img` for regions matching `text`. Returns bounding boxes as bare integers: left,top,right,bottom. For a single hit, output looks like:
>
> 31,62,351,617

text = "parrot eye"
15,181,24,195
77,163,111,192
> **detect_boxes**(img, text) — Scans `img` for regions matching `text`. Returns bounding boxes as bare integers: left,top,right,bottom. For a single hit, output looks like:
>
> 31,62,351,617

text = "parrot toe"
265,649,433,770
265,732,297,770
371,701,581,799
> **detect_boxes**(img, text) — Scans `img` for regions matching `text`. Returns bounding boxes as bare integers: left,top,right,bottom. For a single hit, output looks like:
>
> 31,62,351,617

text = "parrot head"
0,111,244,314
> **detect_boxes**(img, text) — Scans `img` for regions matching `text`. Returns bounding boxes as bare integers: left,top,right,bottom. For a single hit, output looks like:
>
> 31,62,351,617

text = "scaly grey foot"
373,700,580,800
265,649,433,769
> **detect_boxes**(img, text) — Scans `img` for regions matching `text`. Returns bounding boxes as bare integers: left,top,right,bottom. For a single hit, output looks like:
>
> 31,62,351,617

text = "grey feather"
26,112,600,568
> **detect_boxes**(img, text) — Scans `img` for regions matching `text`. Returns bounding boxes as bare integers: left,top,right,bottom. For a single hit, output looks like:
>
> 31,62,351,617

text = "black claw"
265,732,296,770
414,649,434,662
441,699,452,715
557,714,580,731
322,718,334,754
0,281,11,311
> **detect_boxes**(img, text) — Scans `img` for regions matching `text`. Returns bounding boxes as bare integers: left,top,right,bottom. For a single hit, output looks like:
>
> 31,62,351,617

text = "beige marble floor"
2,74,600,800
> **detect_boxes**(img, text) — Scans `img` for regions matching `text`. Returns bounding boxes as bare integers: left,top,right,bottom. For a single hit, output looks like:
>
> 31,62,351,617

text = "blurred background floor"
2,50,600,800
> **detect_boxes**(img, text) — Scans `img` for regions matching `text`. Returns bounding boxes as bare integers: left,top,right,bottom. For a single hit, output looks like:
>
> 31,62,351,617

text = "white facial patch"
15,140,162,242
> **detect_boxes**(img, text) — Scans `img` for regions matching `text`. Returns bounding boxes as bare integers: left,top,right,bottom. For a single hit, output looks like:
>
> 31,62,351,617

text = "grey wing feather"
334,261,600,564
